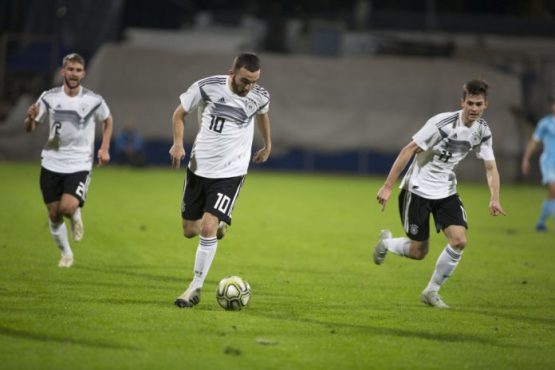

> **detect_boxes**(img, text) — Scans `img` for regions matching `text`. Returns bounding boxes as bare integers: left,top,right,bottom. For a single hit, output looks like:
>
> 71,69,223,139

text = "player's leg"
537,181,555,231
548,181,555,219
45,201,74,267
175,212,219,308
59,193,82,241
537,157,555,231
175,173,244,308
61,171,90,242
180,169,203,238
373,189,430,264
183,219,201,238
214,176,244,240
41,168,73,267
421,195,468,308
191,212,220,286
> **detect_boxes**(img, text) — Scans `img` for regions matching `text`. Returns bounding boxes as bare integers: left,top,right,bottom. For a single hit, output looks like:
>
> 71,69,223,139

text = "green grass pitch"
0,162,554,370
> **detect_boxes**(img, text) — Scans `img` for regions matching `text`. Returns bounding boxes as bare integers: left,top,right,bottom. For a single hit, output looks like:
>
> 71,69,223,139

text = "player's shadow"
0,325,138,350
455,307,555,326
245,310,529,350
76,264,185,284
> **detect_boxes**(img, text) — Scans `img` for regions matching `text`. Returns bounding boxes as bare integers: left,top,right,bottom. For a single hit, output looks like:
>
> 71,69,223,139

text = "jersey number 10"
209,115,225,133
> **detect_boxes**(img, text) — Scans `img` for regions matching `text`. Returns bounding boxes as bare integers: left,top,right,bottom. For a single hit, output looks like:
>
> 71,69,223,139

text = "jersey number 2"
437,150,453,162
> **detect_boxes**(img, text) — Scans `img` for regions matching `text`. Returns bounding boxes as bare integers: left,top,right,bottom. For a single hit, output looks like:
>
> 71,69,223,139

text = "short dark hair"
62,53,85,68
463,79,489,99
233,53,260,73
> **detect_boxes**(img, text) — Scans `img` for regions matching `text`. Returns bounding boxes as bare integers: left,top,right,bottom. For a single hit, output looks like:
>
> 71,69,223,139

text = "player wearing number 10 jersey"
374,79,505,308
169,53,272,308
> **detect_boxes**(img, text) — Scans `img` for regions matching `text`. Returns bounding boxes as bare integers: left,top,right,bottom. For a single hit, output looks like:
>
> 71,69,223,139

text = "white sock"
72,207,82,223
425,244,462,292
384,237,411,257
191,236,218,288
48,220,73,256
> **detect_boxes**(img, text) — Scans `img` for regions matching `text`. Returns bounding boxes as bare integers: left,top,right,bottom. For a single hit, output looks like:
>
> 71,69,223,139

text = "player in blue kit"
522,99,555,231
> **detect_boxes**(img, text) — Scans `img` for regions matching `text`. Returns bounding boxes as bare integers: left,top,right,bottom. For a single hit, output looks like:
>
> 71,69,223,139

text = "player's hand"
169,144,186,169
97,148,110,167
252,147,271,164
25,104,39,132
376,185,392,212
26,103,39,119
489,200,506,216
521,160,530,176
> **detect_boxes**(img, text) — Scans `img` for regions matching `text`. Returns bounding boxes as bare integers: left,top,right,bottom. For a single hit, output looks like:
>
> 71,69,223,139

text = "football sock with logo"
48,220,73,256
191,236,218,289
425,244,462,292
385,237,411,257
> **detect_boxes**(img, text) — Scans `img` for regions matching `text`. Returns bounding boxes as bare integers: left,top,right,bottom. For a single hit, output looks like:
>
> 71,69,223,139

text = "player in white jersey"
374,79,505,308
24,53,113,268
169,53,272,308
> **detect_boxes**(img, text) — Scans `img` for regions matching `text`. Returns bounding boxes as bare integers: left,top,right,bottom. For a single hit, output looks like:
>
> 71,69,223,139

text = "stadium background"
1,0,555,181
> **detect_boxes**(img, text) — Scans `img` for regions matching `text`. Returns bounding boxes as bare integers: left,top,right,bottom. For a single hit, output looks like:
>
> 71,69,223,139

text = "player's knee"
48,211,62,223
410,240,429,260
183,227,198,239
182,220,200,238
412,249,428,260
450,238,467,250
199,224,218,238
59,204,76,218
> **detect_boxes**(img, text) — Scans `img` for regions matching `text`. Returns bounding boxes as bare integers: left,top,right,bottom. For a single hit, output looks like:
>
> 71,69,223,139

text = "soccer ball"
216,276,251,310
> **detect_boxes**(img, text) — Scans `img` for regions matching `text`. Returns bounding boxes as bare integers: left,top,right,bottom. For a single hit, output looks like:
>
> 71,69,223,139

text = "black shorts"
398,189,468,241
40,167,91,207
181,168,245,225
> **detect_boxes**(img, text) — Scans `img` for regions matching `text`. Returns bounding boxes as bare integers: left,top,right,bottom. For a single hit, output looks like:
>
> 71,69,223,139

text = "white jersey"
35,86,110,173
400,110,495,199
179,74,270,178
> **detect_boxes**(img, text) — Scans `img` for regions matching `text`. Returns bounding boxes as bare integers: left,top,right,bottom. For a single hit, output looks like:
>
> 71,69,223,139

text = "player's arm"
170,104,187,169
253,112,271,164
97,114,113,167
24,103,40,132
521,137,541,176
376,140,421,211
484,159,506,216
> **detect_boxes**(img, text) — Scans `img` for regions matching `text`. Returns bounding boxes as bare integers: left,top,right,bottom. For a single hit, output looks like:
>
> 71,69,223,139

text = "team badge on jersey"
245,98,258,115
79,102,89,114
470,132,481,146
409,224,419,235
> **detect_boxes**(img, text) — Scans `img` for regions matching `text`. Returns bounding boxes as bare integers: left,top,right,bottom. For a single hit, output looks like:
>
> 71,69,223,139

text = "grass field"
0,162,554,370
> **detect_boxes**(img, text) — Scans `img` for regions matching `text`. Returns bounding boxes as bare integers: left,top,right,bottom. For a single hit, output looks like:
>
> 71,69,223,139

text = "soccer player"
24,53,113,268
521,99,555,231
374,79,505,308
169,53,272,308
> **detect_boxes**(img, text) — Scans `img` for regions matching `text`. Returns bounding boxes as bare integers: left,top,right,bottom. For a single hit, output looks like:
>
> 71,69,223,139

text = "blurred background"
1,0,555,182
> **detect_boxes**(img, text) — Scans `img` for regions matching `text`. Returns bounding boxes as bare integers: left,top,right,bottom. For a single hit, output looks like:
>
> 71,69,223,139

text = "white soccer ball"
216,276,251,310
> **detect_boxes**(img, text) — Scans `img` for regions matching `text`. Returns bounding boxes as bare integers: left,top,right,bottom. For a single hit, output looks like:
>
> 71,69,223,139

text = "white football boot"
175,284,201,308
420,289,449,309
58,254,74,268
373,229,392,265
